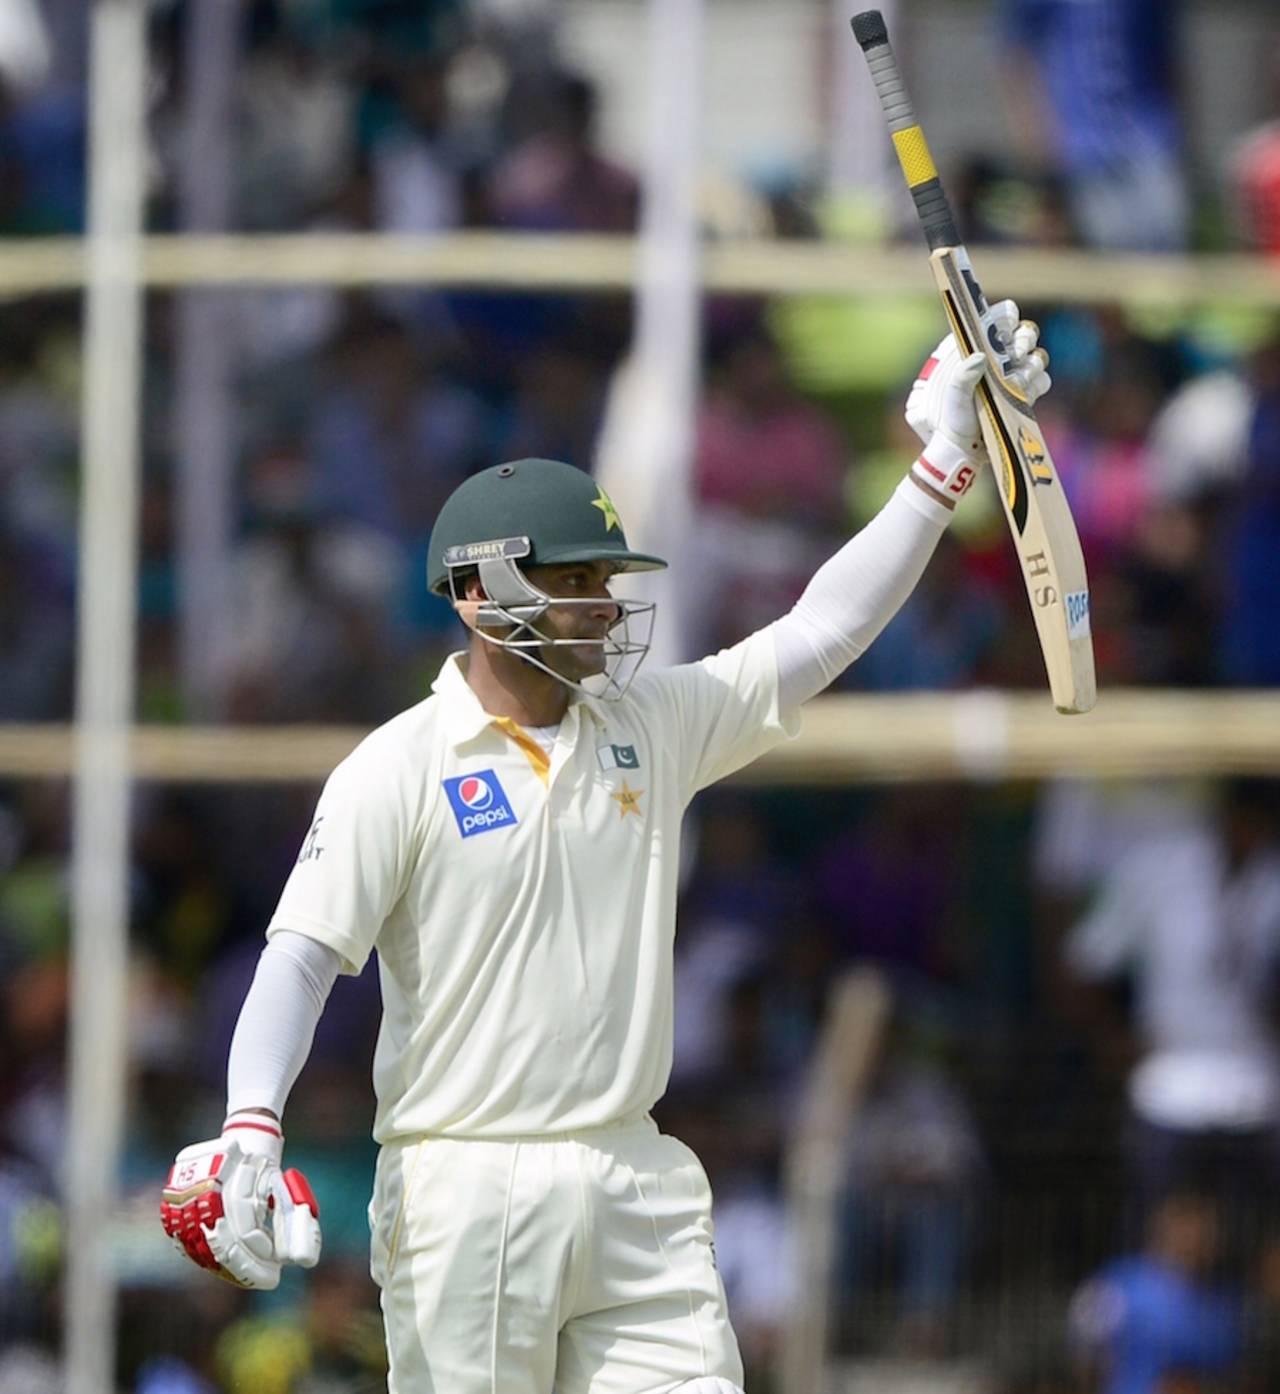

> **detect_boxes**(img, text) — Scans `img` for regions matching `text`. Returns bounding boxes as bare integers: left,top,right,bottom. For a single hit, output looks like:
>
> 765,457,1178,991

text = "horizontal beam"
2,234,1279,305
3,690,1278,785
762,689,1280,782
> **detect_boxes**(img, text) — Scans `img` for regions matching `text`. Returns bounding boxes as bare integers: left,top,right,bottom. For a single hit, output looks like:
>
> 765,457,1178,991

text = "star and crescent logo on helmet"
591,485,622,532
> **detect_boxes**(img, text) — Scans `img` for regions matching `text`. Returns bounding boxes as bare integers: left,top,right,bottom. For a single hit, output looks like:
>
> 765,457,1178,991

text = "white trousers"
369,1114,744,1394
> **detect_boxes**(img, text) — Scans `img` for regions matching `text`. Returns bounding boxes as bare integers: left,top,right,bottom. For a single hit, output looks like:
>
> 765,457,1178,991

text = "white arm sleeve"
772,476,951,709
1065,856,1150,981
225,929,343,1120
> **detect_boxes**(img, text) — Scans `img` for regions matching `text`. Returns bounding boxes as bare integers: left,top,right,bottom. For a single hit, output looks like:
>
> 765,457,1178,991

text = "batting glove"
905,300,1052,503
907,347,987,503
993,299,1053,404
161,1111,321,1290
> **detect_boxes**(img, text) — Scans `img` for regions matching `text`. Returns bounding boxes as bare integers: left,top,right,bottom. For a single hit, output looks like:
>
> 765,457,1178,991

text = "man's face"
523,561,622,681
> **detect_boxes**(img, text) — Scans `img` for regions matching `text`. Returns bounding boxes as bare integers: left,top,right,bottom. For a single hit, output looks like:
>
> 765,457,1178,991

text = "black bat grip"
911,185,961,253
851,10,888,48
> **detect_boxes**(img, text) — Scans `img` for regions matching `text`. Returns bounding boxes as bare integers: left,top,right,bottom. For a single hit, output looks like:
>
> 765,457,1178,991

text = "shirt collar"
432,651,608,748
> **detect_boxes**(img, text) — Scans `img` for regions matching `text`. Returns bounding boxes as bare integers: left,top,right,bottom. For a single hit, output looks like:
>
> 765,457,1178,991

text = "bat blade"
930,247,1096,714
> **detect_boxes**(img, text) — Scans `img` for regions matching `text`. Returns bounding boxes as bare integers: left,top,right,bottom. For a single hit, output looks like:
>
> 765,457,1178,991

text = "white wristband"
911,431,981,504
221,1109,284,1162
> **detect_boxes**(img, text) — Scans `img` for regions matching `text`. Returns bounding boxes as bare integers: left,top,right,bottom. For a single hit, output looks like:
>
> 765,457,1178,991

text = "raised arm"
773,306,1049,709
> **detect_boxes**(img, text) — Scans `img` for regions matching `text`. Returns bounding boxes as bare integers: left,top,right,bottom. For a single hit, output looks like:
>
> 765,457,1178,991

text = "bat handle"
851,10,961,253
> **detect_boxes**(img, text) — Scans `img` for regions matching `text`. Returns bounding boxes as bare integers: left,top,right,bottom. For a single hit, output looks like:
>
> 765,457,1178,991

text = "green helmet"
426,458,666,596
426,458,665,700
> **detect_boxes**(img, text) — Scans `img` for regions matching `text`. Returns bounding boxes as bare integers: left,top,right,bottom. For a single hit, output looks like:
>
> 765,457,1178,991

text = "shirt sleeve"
266,737,418,974
771,478,950,709
642,626,803,804
225,931,343,1118
1065,854,1151,981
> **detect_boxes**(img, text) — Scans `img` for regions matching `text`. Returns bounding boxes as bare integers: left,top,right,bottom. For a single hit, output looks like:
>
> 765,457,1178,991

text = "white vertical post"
65,2,147,1390
176,0,238,718
779,970,892,1394
594,0,705,667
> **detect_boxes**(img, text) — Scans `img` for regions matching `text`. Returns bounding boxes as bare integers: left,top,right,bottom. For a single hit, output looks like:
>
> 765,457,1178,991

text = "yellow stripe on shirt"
492,717,551,786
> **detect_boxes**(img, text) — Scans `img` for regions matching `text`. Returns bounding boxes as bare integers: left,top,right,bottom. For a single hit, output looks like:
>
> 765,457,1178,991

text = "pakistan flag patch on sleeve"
597,742,639,772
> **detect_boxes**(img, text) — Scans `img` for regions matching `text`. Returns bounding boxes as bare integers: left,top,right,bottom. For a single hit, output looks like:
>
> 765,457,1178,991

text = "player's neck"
463,640,571,727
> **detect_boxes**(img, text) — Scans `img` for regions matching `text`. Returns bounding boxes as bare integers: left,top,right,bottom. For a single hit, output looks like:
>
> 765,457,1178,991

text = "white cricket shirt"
266,629,801,1143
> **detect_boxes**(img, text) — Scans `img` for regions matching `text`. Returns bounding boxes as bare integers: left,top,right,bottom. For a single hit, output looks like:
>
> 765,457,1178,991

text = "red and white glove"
906,345,987,503
161,1111,321,1289
905,299,1052,504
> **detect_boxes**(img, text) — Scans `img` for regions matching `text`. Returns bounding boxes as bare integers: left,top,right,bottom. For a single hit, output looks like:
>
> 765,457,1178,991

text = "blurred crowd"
2,1,1280,1392
4,772,1280,1392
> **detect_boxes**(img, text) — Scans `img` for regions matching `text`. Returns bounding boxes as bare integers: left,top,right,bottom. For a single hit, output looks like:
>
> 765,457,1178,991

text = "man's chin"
569,652,609,681
539,644,607,683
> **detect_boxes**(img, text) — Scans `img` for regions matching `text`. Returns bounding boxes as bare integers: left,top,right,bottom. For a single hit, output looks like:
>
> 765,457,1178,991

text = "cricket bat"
852,10,1096,715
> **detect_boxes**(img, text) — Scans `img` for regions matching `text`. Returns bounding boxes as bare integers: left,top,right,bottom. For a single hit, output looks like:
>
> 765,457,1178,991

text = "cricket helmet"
426,458,665,593
426,458,666,699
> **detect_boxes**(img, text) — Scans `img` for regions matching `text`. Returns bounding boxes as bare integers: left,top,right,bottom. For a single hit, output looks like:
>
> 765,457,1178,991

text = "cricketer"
162,317,1049,1393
